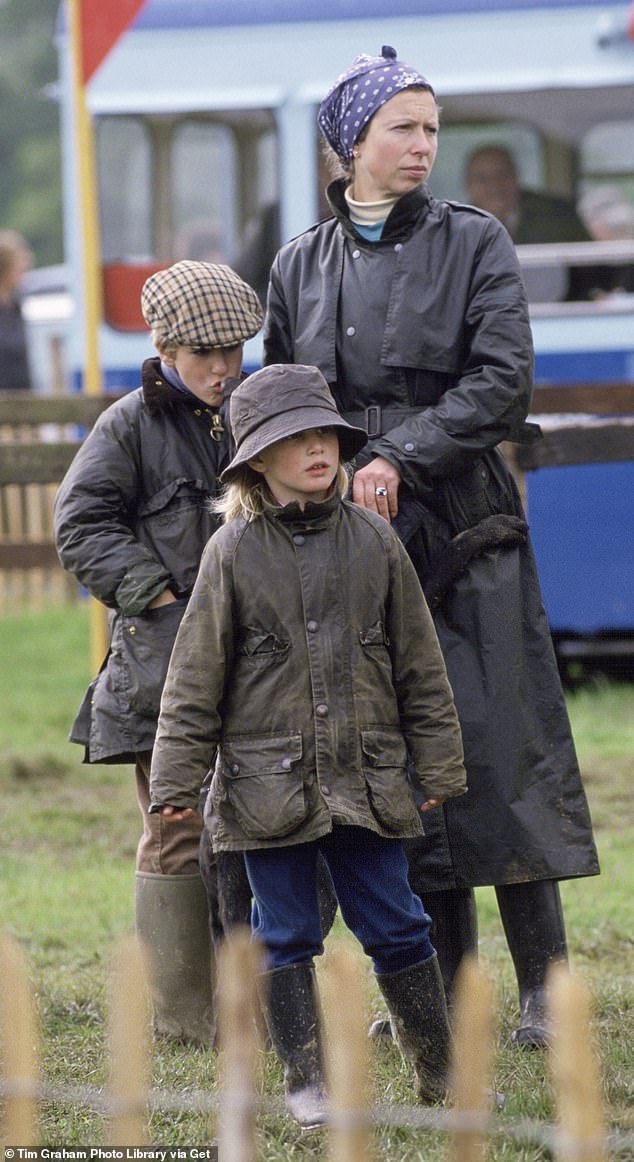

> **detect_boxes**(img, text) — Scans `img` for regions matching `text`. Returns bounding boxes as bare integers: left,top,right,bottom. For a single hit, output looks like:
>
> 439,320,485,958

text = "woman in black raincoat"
263,45,600,1047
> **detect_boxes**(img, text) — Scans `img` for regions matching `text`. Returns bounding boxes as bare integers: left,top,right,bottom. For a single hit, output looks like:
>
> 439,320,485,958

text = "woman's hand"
351,456,401,520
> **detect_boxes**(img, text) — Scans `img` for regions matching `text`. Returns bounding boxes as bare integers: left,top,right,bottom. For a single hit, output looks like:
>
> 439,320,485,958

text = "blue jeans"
244,826,434,974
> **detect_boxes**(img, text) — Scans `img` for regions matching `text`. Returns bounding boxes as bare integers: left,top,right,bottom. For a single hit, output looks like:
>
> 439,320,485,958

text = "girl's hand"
419,798,443,813
159,804,197,822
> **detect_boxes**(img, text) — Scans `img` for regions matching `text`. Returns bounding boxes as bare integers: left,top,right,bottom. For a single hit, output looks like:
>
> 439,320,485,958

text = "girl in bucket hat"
149,363,467,1125
54,261,263,1047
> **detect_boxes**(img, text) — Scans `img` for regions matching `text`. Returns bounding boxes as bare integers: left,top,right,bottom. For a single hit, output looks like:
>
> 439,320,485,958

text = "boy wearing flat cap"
150,364,466,1126
54,261,262,1045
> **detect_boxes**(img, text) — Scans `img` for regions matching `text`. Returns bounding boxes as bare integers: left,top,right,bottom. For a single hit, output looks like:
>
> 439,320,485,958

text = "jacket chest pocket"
214,732,309,840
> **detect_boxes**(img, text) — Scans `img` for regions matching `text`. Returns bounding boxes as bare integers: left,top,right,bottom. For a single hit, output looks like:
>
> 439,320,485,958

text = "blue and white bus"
54,0,634,664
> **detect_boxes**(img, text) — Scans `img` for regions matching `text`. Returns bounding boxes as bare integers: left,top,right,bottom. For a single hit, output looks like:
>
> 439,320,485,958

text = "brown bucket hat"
141,260,263,348
221,364,368,481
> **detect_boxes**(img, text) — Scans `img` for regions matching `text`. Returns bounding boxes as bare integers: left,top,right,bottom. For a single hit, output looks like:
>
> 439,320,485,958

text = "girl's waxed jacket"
149,493,467,851
53,358,229,762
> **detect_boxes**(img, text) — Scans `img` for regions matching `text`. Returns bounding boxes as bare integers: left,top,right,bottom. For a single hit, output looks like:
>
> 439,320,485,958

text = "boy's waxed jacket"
53,358,228,761
149,492,467,851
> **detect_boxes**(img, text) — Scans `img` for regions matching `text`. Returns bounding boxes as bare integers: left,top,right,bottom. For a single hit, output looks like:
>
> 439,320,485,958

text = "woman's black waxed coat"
53,358,229,762
263,180,599,889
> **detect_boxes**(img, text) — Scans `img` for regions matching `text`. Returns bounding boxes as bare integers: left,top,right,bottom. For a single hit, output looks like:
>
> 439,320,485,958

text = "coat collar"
268,489,341,531
326,179,433,242
141,356,225,427
142,356,189,416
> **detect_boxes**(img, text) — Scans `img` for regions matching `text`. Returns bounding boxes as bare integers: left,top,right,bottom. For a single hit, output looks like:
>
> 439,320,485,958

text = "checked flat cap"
141,260,263,348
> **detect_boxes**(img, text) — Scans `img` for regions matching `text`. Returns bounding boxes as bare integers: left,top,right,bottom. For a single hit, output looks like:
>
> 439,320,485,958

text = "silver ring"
375,486,388,497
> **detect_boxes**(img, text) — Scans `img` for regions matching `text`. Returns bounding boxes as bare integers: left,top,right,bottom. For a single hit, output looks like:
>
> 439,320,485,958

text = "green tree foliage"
0,0,63,265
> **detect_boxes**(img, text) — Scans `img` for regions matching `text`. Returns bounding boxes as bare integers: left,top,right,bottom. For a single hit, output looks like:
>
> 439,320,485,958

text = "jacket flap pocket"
361,728,408,769
138,476,208,518
222,732,303,777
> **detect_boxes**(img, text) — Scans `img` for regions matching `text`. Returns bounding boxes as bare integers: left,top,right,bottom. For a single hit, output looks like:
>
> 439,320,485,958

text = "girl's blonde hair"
214,462,351,524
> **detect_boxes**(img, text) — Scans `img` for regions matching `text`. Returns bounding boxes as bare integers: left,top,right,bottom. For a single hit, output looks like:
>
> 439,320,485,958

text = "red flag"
80,0,148,84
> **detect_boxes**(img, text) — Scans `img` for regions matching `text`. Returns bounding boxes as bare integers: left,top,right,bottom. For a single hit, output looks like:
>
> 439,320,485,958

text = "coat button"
321,784,331,796
231,763,240,774
281,758,292,770
128,625,136,635
394,242,403,251
293,534,305,545
352,249,360,259
315,703,329,716
404,442,415,452
307,620,319,632
346,325,356,336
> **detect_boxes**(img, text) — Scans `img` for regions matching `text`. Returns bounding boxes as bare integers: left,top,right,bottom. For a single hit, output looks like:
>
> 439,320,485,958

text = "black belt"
343,406,541,445
342,406,421,439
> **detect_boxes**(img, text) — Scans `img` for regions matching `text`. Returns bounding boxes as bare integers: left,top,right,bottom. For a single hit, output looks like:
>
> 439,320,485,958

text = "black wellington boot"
375,953,452,1104
369,886,478,1039
426,886,479,1005
495,879,568,1049
258,962,327,1128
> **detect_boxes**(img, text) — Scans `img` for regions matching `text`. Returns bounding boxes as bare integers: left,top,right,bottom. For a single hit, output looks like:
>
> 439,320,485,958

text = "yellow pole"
68,0,109,669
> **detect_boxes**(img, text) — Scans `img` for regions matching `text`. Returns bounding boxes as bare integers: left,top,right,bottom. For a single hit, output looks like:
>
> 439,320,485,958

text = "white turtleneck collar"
344,187,399,226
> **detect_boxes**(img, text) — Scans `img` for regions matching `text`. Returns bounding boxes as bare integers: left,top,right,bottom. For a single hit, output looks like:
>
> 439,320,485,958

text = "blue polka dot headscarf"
318,45,435,164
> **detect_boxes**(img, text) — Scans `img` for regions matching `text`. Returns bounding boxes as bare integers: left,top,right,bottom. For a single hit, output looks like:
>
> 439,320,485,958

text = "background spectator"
464,144,590,243
0,228,34,392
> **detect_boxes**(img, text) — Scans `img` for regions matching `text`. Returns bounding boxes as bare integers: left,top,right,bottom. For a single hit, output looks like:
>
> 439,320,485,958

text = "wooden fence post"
549,963,607,1162
0,933,39,1146
323,944,372,1162
448,955,494,1162
105,933,151,1147
217,927,263,1162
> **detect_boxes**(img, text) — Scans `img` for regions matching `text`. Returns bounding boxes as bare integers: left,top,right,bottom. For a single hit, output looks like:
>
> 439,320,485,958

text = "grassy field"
1,604,633,1159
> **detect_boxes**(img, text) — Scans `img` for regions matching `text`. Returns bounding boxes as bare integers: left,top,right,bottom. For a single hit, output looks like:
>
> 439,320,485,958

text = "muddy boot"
495,879,568,1049
258,962,327,1128
135,871,215,1045
370,886,478,1039
375,954,452,1104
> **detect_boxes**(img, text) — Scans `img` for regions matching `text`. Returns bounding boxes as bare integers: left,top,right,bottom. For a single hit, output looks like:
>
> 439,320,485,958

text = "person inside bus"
0,228,34,392
263,44,600,1050
570,184,634,298
464,143,590,244
53,260,263,1046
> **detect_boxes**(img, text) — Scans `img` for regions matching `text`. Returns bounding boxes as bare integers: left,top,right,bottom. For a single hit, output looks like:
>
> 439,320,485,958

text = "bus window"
172,120,237,265
97,109,279,327
578,121,634,240
431,122,544,204
569,121,634,299
96,118,153,263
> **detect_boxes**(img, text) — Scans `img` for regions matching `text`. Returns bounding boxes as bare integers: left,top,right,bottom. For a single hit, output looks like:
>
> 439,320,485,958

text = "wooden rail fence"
1,929,625,1160
0,382,632,613
0,392,118,612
